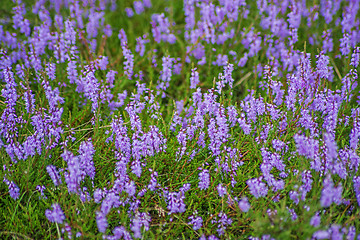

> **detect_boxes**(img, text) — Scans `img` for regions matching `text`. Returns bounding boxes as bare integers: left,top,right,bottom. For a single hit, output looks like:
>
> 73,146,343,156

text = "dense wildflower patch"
0,0,360,239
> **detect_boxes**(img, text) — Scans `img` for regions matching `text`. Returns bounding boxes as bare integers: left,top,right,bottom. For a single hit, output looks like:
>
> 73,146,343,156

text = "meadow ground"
0,0,360,239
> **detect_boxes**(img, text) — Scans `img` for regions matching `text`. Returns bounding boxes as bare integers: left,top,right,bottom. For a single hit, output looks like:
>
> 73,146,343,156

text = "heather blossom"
320,175,343,207
133,1,145,15
238,197,251,212
198,169,210,190
165,191,186,214
135,35,149,57
188,213,203,230
157,55,174,97
96,211,108,233
151,13,176,44
217,183,227,197
310,212,321,227
3,178,20,200
190,67,199,89
46,165,62,186
45,203,65,224
247,177,268,199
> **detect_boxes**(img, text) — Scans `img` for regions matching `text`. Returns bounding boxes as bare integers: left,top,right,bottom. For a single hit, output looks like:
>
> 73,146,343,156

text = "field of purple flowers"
1,0,360,239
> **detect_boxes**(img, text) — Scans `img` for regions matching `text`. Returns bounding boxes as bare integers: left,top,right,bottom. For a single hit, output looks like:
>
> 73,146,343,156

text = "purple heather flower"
62,150,81,194
221,63,234,89
96,56,108,70
199,235,206,240
324,132,338,164
45,203,65,224
79,70,100,113
208,235,219,240
148,170,158,191
42,79,64,112
67,60,78,84
322,30,333,53
340,33,351,56
238,117,252,135
287,2,301,29
353,176,360,207
135,35,149,57
198,169,210,190
288,208,297,221
46,165,62,186
45,63,56,81
216,212,232,236
130,212,151,239
272,139,286,152
131,158,142,178
347,226,356,240
12,3,31,36
78,140,96,180
134,1,144,15
166,191,186,214
141,125,167,157
184,0,195,30
289,190,299,205
350,47,359,68
1,67,19,140
313,230,329,239
101,192,120,215
118,29,128,45
294,134,319,160
247,177,268,199
190,67,199,89
188,215,203,231
300,170,313,200
103,24,112,37
143,0,152,8
151,13,175,44
320,175,342,207
112,226,132,240
319,0,339,24
341,2,358,32
180,183,191,193
238,52,248,67
94,188,106,203
227,105,238,127
341,70,358,104
316,52,333,81
111,116,131,157
96,211,108,233
189,44,205,60
3,179,20,200
157,56,174,97
121,42,134,80
213,54,228,66
329,224,343,239
106,70,117,88
125,8,134,17
217,183,227,197
249,36,262,57
126,104,143,132
137,188,146,198
238,197,250,212
86,11,105,40
36,185,46,199
125,181,136,197
269,80,284,106
310,212,321,227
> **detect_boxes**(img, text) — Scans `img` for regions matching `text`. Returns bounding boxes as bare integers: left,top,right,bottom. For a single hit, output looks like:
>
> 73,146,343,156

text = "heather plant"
0,0,360,239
